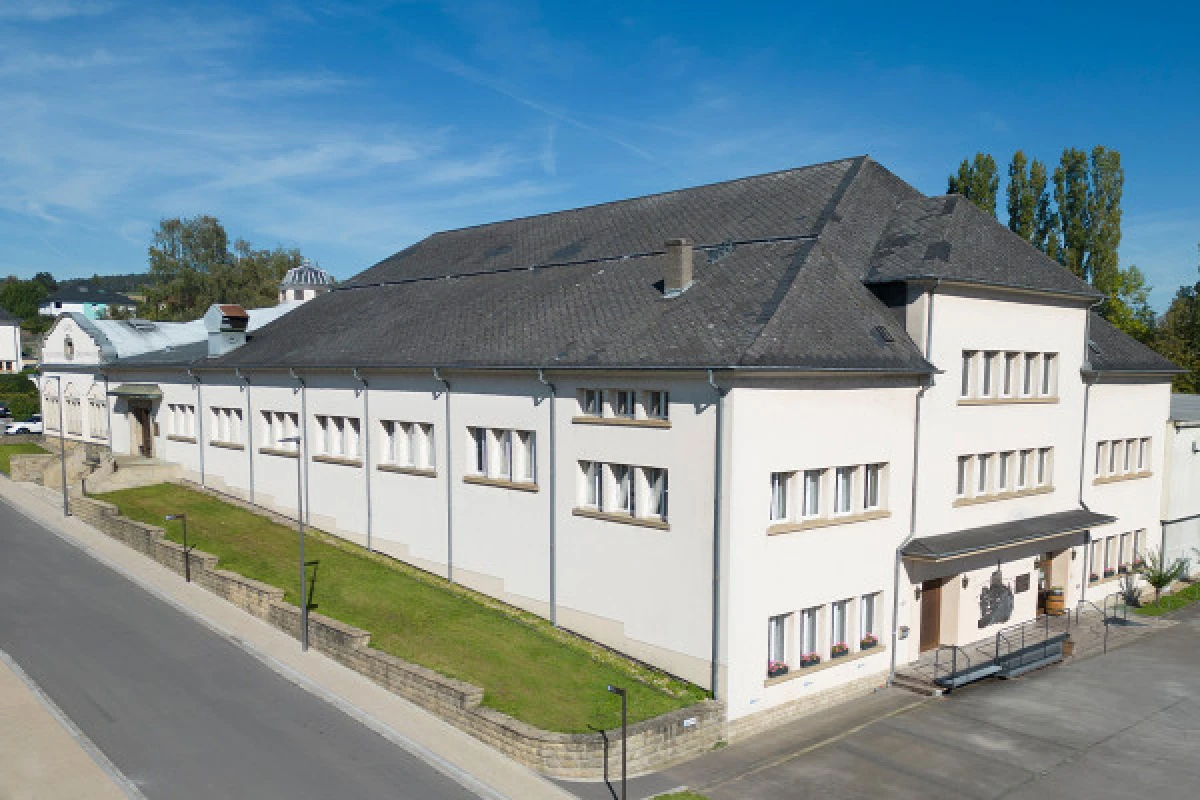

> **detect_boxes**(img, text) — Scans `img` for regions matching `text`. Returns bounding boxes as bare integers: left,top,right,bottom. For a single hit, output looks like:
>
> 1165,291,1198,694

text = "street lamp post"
280,434,308,651
164,513,190,582
607,684,627,800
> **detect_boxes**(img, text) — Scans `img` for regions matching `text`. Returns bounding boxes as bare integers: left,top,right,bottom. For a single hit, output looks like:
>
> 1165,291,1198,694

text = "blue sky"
1,1,1197,309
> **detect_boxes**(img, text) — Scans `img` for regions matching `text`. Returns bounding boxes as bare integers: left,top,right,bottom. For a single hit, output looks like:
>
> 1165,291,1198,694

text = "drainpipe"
433,368,453,583
537,368,557,625
102,372,112,454
353,368,373,552
1077,300,1104,603
290,368,310,525
889,279,938,684
707,368,726,700
237,368,254,504
188,368,205,486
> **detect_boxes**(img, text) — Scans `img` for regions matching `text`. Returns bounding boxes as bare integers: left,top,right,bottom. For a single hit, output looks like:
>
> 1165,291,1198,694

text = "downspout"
537,368,557,625
1077,299,1104,601
188,368,205,486
102,372,112,453
707,368,726,699
237,368,254,504
353,368,373,552
290,368,310,524
433,368,453,583
890,279,938,685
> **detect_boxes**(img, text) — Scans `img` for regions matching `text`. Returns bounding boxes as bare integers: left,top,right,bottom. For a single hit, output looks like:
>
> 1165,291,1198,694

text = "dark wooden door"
134,407,153,457
919,578,944,652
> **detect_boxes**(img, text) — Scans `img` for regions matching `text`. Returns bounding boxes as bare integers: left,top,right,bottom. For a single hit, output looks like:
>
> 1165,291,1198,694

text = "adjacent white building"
37,157,1180,727
1162,394,1200,572
0,307,24,372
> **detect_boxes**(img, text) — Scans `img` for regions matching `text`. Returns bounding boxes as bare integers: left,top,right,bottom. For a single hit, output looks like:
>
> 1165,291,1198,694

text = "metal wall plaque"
1015,573,1031,593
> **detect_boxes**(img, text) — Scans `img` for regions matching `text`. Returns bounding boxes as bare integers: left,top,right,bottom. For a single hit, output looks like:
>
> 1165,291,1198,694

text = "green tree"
1155,246,1200,392
1095,264,1155,343
1007,152,1056,252
1032,158,1060,259
1053,147,1091,279
0,278,50,320
948,153,999,216
1050,146,1124,285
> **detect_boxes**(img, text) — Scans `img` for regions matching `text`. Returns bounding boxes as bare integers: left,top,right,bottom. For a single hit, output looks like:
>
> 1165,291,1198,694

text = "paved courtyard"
567,603,1200,800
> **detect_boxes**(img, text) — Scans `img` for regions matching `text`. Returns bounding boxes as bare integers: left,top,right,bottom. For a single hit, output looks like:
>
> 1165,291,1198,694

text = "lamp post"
164,513,190,582
606,684,627,800
279,434,308,651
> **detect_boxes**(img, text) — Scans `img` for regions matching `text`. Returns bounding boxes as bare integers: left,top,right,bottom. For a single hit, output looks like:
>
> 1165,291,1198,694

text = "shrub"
1137,548,1187,603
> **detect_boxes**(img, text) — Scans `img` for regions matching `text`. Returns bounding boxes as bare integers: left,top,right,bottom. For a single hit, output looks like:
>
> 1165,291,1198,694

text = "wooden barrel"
1045,589,1065,615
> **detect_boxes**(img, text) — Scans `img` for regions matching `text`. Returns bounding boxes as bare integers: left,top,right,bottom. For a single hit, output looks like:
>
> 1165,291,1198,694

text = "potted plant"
1089,573,1099,583
767,660,789,678
860,633,879,650
799,652,821,668
831,643,850,658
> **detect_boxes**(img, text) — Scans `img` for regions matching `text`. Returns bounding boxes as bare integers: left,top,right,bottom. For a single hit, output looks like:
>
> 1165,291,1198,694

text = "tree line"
948,147,1200,391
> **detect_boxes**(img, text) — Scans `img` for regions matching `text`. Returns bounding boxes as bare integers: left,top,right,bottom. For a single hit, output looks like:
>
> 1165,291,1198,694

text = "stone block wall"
54,494,726,779
9,453,57,482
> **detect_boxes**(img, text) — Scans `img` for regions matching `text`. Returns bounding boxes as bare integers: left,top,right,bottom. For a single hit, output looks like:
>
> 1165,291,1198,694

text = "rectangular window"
581,461,602,507
581,389,601,416
981,352,996,396
612,464,634,515
860,593,880,639
834,467,854,514
644,390,668,420
1120,533,1131,567
1138,438,1149,471
956,456,971,497
998,452,1012,492
1018,450,1031,489
768,614,789,667
1108,440,1118,474
800,607,819,657
499,429,514,479
1123,439,1133,473
469,427,488,475
802,469,822,518
770,472,790,521
1090,540,1102,580
645,467,668,520
1133,530,1145,561
960,351,975,397
516,431,535,482
613,390,634,418
1095,442,1106,476
1041,353,1058,396
1003,353,1017,396
830,600,849,653
1036,447,1051,486
210,407,242,445
863,464,883,510
1023,353,1037,395
977,454,991,494
1104,536,1116,572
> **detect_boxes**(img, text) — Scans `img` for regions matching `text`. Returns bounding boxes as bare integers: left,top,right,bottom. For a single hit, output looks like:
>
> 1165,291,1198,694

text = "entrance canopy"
903,508,1116,562
107,383,163,400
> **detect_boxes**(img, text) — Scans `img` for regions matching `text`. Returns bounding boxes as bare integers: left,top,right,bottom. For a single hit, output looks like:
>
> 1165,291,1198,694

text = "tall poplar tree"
948,153,999,216
1053,148,1091,280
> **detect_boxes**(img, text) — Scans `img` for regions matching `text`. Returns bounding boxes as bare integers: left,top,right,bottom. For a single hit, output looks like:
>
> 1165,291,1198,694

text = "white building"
278,261,335,304
38,157,1180,727
1162,394,1200,572
38,285,137,319
0,307,24,372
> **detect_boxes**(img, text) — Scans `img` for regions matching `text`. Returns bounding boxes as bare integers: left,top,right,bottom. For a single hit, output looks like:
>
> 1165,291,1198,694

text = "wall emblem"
977,569,1014,628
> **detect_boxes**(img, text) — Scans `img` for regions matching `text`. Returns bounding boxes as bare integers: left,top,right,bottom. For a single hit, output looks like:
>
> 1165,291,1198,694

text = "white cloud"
0,0,112,22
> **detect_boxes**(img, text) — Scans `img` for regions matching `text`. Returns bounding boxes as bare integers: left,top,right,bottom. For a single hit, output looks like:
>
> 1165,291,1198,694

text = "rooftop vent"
664,238,693,298
203,304,250,358
873,325,895,343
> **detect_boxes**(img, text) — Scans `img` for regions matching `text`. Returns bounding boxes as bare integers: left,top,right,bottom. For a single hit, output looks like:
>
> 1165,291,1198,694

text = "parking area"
567,603,1200,800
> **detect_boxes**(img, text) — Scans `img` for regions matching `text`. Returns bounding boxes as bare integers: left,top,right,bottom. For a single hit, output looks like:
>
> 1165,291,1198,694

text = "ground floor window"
830,599,850,658
767,614,789,677
860,592,881,649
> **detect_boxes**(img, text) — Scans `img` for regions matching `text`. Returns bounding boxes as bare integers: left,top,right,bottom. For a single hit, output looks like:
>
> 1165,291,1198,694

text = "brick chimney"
664,238,694,298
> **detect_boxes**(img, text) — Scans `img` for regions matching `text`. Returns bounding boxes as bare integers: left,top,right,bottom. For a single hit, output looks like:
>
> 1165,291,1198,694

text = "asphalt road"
0,496,479,800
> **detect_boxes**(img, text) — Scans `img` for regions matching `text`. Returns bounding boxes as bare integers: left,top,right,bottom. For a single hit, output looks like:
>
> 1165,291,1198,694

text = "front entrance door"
131,405,154,458
919,578,946,653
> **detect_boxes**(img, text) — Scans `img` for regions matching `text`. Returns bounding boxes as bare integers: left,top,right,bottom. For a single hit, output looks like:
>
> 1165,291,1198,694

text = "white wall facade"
0,322,23,372
1161,407,1200,571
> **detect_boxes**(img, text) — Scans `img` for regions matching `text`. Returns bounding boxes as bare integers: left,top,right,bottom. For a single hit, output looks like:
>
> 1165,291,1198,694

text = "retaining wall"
62,494,725,778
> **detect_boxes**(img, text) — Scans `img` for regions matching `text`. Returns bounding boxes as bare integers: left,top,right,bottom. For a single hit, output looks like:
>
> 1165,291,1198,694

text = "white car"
6,415,43,434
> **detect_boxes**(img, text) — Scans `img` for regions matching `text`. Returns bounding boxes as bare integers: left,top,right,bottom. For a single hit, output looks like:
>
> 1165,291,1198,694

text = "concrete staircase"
83,455,182,493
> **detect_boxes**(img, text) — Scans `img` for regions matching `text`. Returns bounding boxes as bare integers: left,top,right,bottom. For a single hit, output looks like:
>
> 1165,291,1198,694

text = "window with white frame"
830,599,850,655
1090,540,1102,580
1095,437,1151,479
210,407,243,446
1138,437,1150,470
612,464,635,515
1018,449,1031,489
1003,352,1018,396
961,349,1059,400
88,393,108,438
169,403,196,438
863,464,884,510
1133,530,1146,562
381,420,435,469
976,453,991,494
645,467,668,520
576,388,670,422
1041,353,1058,396
767,614,789,670
644,390,669,420
1036,447,1052,487
314,414,359,459
957,447,1051,501
769,471,791,521
466,427,535,483
576,461,669,522
1104,536,1117,574
580,461,602,508
43,390,59,431
956,456,971,497
833,467,854,514
579,389,602,416
612,390,635,418
1022,353,1038,396
64,394,82,435
997,451,1013,492
799,607,819,659
860,593,881,644
1119,532,1132,570
960,351,975,397
981,351,996,396
802,469,822,518
469,426,488,474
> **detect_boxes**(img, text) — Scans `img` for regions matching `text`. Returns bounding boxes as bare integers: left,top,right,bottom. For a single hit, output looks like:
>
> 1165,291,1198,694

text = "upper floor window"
576,460,668,523
1094,437,1152,482
381,420,435,470
467,426,535,484
956,446,1053,503
770,471,791,521
210,407,243,446
644,390,668,420
580,389,602,416
613,390,635,418
64,336,75,360
261,410,298,451
574,388,670,424
315,414,359,459
769,463,888,528
961,349,1058,402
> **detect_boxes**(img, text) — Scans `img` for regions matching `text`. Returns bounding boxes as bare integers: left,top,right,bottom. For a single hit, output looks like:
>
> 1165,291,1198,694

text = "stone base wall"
60,494,726,779
9,453,57,483
724,672,888,742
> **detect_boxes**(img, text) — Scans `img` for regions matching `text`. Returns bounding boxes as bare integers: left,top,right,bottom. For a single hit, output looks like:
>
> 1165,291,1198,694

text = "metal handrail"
932,644,973,689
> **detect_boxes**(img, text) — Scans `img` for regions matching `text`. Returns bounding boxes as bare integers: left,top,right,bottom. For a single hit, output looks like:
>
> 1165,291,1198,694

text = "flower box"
1089,573,1099,583
767,661,789,678
1118,564,1129,574
1104,568,1116,578
860,634,879,650
799,653,822,668
830,643,850,658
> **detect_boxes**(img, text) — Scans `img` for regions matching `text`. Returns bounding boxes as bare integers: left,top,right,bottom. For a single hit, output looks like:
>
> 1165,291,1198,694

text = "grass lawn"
1134,581,1200,616
0,442,49,474
95,483,706,732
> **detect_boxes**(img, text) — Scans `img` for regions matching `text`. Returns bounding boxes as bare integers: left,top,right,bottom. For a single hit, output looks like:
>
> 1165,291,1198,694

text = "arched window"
88,386,108,439
64,336,75,360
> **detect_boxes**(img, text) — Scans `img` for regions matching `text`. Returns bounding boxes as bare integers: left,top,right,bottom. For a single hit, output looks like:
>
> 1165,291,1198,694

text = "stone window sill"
571,416,671,429
572,507,669,530
312,454,362,467
463,474,539,492
378,463,436,478
209,441,244,451
952,484,1054,507
259,447,299,459
1093,471,1151,485
957,396,1059,406
763,645,886,687
768,509,891,535
167,434,196,444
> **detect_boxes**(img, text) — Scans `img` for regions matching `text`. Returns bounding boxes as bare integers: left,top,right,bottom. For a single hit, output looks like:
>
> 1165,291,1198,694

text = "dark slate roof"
1170,394,1200,422
864,195,1101,298
1087,313,1182,374
43,285,136,305
124,156,1116,373
903,508,1116,561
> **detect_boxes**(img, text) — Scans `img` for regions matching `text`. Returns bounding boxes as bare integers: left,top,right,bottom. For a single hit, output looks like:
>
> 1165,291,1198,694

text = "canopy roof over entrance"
106,383,163,399
903,508,1116,562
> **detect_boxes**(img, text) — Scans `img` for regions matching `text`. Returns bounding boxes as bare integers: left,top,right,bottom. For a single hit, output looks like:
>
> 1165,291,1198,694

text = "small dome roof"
281,260,335,288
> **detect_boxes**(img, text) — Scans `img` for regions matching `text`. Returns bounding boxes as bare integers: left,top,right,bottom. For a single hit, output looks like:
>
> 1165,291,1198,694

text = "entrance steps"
84,456,182,493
